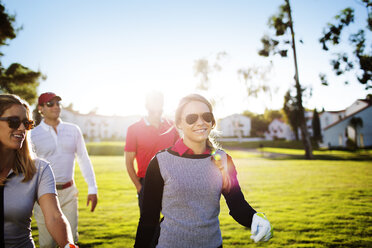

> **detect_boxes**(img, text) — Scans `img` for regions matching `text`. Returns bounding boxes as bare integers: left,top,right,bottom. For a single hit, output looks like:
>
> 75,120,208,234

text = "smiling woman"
0,94,77,248
134,93,273,248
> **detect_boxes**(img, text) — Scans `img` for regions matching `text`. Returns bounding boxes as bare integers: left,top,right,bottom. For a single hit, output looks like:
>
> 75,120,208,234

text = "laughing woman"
0,94,77,248
134,94,272,248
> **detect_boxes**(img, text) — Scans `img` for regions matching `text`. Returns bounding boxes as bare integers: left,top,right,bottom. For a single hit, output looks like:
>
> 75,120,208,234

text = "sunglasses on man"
0,116,34,130
185,112,214,125
45,101,61,108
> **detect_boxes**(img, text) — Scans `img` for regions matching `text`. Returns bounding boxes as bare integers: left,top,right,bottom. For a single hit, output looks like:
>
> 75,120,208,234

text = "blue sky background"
1,0,371,117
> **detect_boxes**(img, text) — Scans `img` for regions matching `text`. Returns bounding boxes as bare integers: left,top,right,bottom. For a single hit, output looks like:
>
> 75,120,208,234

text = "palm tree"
349,117,363,147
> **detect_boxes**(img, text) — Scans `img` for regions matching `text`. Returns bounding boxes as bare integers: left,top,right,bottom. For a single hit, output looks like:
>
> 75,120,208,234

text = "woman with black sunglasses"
134,94,272,248
0,94,77,248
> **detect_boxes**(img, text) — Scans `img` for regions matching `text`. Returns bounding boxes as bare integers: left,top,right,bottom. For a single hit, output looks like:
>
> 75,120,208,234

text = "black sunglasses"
45,101,61,108
185,112,214,125
0,116,34,130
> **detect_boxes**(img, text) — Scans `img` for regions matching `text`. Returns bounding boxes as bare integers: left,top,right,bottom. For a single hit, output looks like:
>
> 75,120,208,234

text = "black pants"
138,178,145,213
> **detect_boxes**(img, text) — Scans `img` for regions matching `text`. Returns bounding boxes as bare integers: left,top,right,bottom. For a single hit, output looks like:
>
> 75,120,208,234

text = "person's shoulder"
60,121,78,128
155,147,173,157
128,118,145,129
60,121,82,133
30,123,44,135
33,158,52,172
213,149,230,161
162,118,175,127
214,148,227,155
127,119,146,135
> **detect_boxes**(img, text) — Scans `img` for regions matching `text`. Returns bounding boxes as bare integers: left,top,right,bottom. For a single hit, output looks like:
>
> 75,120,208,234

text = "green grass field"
32,152,372,247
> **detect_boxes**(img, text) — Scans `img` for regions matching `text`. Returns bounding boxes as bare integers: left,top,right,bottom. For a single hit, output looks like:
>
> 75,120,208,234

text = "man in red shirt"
125,91,179,211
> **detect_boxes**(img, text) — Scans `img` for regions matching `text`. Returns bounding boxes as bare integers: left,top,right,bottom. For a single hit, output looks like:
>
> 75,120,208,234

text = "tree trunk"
294,127,299,141
286,0,313,159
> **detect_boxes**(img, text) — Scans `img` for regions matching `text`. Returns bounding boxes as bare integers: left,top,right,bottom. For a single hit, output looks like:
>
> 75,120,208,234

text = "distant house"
304,110,314,137
323,104,372,148
319,110,345,135
60,109,140,141
344,99,370,116
218,114,251,138
265,119,295,141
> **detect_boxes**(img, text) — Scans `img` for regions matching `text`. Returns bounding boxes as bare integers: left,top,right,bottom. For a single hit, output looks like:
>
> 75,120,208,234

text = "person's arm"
75,126,98,212
134,156,164,248
38,193,75,247
125,151,142,193
124,124,142,193
222,154,256,227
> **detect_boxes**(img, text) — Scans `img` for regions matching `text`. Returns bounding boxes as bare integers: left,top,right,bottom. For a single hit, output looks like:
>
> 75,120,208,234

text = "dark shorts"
138,178,145,212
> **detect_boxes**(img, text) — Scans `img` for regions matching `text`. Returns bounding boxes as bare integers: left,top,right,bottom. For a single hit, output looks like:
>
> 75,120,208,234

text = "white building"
344,99,370,116
265,119,295,140
218,114,251,138
319,110,345,132
60,109,140,141
323,104,372,148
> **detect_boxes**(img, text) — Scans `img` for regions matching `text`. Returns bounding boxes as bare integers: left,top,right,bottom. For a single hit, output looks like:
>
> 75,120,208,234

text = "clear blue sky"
2,0,371,117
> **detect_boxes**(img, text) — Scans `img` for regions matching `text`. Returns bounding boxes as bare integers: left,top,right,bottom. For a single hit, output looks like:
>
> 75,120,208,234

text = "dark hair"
0,94,36,182
175,94,231,192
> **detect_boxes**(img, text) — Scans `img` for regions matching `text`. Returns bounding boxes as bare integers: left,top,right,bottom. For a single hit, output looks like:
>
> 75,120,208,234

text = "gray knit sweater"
134,149,256,248
156,151,223,248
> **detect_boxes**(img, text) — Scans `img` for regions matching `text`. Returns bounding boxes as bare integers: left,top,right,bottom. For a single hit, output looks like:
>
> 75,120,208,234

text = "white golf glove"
250,212,273,242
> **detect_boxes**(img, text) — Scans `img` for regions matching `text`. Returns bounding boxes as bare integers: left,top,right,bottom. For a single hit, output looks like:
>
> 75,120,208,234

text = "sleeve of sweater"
134,156,164,248
222,154,257,228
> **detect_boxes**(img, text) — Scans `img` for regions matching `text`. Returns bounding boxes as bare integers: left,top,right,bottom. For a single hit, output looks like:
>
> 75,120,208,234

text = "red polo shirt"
125,118,179,178
171,138,211,156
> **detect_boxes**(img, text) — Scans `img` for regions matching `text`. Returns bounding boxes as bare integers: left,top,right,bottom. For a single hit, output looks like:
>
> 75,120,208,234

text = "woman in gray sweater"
134,94,272,248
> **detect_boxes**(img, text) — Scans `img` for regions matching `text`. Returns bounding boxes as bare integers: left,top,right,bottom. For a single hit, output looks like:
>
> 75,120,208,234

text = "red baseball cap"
38,92,62,105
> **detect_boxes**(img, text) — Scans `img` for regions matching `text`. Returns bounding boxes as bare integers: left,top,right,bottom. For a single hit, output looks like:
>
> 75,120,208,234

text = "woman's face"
0,104,28,151
178,100,213,145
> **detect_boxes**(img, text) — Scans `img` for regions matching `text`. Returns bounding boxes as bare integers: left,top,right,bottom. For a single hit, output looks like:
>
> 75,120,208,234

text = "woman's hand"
250,213,273,242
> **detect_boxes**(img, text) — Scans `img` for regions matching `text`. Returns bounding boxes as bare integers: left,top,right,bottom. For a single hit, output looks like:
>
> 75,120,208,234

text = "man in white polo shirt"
31,92,98,248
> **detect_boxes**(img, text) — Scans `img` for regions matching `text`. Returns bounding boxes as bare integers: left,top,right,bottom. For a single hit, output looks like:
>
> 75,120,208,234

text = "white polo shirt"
30,120,98,194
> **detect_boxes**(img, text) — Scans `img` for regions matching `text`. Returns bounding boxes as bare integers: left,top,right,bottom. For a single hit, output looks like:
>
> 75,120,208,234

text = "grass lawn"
259,147,372,160
32,153,372,247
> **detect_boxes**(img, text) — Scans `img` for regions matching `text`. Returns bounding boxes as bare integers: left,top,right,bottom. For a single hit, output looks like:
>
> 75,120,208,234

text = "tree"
264,109,283,123
349,117,364,147
193,51,227,91
283,90,300,140
312,109,322,143
0,2,44,104
258,0,313,159
319,1,371,89
242,110,269,137
237,63,277,100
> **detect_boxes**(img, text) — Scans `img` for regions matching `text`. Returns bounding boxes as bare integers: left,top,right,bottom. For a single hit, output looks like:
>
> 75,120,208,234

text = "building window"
338,135,342,146
360,134,364,148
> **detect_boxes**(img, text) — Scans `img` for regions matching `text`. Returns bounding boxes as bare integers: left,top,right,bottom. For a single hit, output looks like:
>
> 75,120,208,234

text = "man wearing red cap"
31,92,98,248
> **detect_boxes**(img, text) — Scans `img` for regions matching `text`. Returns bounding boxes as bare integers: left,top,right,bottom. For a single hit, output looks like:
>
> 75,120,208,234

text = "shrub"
86,142,125,156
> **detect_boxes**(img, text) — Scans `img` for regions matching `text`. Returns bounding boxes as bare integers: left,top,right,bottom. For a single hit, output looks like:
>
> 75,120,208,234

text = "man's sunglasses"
45,101,61,108
185,112,214,125
0,116,34,130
